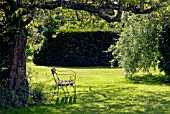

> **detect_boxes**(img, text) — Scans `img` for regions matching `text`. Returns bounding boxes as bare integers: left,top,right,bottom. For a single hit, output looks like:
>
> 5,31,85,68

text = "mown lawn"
1,62,170,114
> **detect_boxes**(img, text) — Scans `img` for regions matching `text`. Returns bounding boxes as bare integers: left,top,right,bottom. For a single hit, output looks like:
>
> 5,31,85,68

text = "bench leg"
65,86,69,95
73,85,76,95
51,85,58,100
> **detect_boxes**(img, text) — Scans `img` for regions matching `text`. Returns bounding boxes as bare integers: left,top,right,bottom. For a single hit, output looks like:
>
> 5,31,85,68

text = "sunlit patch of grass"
1,62,170,114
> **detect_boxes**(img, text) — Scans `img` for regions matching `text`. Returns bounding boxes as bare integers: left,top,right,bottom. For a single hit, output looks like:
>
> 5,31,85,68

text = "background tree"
108,4,170,78
108,14,160,77
157,6,170,76
0,0,169,108
159,25,170,76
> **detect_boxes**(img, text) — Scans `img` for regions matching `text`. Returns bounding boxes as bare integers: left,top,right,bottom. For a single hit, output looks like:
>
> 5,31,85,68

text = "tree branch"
23,15,33,26
126,0,170,14
17,0,170,23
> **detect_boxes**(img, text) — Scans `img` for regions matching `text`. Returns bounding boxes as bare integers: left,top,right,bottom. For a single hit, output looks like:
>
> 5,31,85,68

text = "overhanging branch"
14,0,170,23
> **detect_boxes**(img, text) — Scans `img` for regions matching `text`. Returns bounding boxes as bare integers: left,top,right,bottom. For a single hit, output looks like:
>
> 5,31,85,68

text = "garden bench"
51,68,76,97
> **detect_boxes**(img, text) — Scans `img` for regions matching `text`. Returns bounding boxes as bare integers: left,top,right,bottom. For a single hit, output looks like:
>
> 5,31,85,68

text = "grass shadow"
1,84,170,114
128,74,170,85
55,95,76,106
52,85,170,113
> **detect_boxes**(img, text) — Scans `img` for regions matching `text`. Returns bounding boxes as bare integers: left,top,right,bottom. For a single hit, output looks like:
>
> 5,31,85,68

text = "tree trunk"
0,29,29,108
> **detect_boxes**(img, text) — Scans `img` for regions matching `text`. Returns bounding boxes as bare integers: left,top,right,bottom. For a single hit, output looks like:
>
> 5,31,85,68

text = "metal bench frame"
51,68,76,97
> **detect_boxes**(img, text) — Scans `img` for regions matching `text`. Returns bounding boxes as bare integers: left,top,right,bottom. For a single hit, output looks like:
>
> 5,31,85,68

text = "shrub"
33,31,118,67
158,26,170,76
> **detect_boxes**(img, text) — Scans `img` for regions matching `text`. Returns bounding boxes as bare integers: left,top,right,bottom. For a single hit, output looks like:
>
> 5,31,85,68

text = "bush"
33,31,118,66
0,80,29,109
158,26,170,76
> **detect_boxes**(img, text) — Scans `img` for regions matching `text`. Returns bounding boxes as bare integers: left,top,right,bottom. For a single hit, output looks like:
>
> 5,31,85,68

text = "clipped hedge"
158,26,170,76
33,31,118,66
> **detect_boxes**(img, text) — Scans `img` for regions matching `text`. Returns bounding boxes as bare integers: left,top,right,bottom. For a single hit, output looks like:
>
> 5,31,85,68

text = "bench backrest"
51,68,76,84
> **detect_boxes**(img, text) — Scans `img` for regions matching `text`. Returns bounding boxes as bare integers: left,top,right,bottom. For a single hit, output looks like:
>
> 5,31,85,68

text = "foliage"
0,67,47,109
0,80,29,109
158,26,170,76
26,44,33,60
25,9,49,58
55,8,119,32
29,83,46,104
107,5,170,77
27,67,47,104
156,6,170,76
109,14,160,77
33,31,118,66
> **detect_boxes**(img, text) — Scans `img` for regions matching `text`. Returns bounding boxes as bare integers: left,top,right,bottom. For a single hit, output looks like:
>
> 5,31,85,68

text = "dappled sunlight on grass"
1,62,170,114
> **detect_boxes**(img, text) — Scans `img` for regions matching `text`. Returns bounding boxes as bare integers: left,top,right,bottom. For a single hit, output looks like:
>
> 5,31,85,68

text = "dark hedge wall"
33,31,118,66
158,26,170,76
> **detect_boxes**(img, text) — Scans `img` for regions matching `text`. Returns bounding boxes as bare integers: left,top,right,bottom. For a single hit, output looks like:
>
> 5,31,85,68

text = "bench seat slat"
58,80,75,86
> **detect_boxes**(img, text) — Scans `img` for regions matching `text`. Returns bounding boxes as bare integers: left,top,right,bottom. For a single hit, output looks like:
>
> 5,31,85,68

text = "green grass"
1,62,170,114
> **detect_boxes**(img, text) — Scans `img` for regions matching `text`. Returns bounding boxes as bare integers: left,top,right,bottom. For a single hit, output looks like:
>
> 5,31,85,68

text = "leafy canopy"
108,14,160,77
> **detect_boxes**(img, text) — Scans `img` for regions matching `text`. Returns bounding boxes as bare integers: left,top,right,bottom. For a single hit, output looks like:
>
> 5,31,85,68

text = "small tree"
108,4,170,78
109,14,160,77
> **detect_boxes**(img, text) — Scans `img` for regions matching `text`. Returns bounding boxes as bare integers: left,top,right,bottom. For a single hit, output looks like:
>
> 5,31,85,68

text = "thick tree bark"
0,28,29,108
8,32,27,90
0,0,31,108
